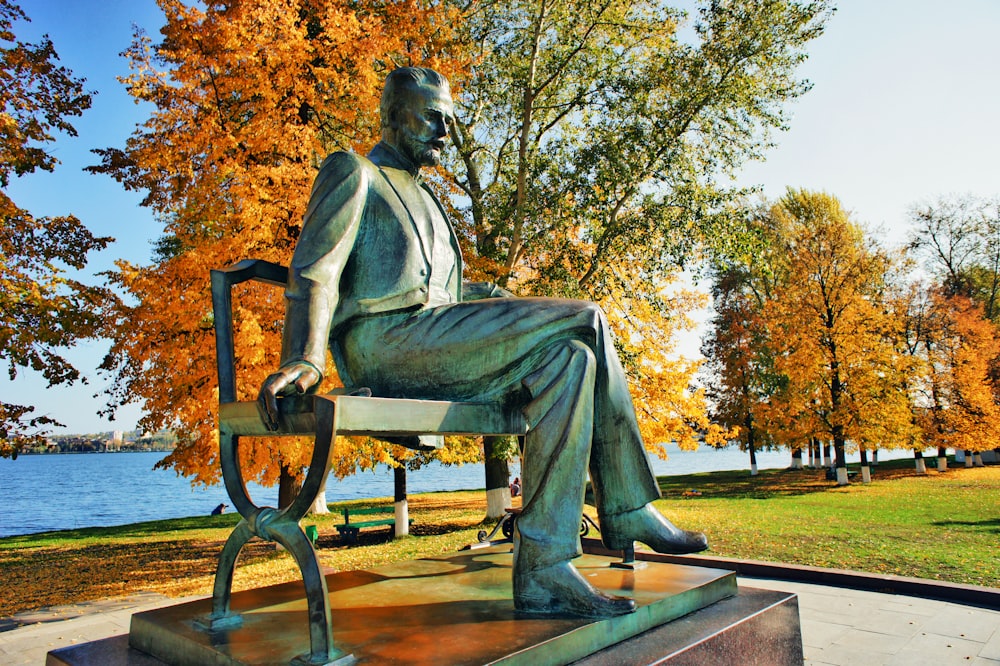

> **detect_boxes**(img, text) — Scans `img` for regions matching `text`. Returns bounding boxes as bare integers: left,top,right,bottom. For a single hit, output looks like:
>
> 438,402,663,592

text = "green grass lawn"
655,458,1000,588
1,460,997,617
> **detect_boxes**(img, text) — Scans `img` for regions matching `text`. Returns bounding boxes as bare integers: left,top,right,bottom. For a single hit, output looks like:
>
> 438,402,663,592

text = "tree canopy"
90,0,465,488
704,191,919,479
91,0,832,490
909,194,1000,323
0,0,111,457
447,0,831,451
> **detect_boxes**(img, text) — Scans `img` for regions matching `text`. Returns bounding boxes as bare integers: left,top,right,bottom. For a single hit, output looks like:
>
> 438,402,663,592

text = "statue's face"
392,83,454,168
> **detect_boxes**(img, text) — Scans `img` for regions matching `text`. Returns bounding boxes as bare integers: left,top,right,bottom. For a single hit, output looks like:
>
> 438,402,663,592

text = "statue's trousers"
336,297,661,569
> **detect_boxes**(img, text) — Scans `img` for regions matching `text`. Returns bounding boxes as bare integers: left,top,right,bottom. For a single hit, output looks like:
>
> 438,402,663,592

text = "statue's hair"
380,67,450,128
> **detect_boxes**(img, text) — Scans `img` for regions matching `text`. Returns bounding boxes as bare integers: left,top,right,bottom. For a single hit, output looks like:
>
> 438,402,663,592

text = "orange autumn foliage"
91,0,464,487
759,191,916,456
599,270,730,455
702,264,780,455
918,291,1000,453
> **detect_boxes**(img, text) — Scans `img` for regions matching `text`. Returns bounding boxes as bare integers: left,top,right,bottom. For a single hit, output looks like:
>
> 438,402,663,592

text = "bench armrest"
211,260,288,404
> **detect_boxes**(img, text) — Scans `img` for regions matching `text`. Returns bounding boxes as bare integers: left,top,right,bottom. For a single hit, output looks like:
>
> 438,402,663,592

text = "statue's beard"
399,129,444,167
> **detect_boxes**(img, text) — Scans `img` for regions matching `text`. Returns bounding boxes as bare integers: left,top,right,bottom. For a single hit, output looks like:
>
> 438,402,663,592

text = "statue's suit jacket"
281,143,660,557
281,142,496,377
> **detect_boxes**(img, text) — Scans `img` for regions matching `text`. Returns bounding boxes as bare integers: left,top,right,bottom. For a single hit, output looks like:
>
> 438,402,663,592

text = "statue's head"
380,67,454,168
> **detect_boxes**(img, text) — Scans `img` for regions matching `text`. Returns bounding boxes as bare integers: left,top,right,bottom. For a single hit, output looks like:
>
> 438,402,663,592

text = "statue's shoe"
514,561,636,618
601,503,709,554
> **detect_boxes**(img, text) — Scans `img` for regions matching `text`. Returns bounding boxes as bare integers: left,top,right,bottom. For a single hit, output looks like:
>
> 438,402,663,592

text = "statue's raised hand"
257,362,322,431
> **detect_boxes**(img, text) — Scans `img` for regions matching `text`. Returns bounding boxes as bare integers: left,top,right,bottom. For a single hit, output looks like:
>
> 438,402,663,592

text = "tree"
891,278,941,472
446,0,831,498
909,194,1000,323
0,0,111,457
906,196,1000,468
703,262,782,475
90,0,466,499
916,290,1000,461
762,190,916,484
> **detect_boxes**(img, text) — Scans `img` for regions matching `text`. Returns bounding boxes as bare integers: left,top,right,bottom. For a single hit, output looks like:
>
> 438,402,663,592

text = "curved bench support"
203,395,346,665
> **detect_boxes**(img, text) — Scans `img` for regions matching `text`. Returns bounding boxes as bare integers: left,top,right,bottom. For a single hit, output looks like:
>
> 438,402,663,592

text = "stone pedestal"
48,546,802,666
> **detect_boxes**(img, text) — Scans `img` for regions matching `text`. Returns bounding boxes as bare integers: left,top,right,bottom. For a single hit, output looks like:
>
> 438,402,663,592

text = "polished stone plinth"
575,586,802,665
51,545,737,665
45,587,803,666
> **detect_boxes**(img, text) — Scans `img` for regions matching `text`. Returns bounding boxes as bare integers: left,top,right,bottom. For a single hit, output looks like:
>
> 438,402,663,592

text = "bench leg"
201,519,253,629
205,398,350,665
271,521,342,666
337,526,360,544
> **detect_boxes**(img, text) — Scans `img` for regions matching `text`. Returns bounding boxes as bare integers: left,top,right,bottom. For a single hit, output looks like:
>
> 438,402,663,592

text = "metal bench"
201,259,527,666
336,505,410,544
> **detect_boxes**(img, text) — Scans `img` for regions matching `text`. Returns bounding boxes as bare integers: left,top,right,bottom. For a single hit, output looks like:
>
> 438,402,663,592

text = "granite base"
46,546,801,665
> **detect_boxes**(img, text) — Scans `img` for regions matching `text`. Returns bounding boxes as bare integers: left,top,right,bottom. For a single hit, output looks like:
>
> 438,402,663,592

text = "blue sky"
5,0,1000,434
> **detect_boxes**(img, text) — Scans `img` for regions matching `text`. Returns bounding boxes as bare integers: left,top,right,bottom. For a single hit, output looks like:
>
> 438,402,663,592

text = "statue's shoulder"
311,151,377,197
317,150,377,178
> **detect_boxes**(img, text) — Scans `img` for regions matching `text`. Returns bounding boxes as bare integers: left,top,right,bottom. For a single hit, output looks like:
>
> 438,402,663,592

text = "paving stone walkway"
1,579,998,664
747,578,1000,666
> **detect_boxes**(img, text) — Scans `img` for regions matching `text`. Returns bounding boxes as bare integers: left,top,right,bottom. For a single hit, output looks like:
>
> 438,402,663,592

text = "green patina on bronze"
206,67,712,665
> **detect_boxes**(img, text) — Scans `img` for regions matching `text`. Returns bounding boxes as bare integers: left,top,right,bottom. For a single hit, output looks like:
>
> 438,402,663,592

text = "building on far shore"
26,431,176,455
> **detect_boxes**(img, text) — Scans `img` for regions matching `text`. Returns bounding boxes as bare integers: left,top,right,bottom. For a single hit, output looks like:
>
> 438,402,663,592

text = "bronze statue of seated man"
259,66,707,618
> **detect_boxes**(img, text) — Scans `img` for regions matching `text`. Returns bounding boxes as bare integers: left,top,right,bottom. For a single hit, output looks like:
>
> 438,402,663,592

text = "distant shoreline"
14,448,174,455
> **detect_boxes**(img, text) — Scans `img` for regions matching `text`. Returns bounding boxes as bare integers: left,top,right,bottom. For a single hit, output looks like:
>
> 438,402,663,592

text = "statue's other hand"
257,363,322,431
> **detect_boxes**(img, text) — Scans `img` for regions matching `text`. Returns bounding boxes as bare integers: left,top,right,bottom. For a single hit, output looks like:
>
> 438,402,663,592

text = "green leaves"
449,0,832,295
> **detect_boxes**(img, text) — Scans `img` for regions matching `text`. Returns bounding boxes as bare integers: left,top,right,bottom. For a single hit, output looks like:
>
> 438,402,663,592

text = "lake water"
0,445,913,538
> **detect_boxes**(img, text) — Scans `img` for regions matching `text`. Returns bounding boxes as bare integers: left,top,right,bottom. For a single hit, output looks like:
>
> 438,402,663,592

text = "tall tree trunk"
822,442,832,469
964,449,974,468
745,415,760,475
859,448,871,484
937,446,948,472
483,436,512,520
833,426,849,486
914,449,927,474
309,473,330,514
394,462,408,537
790,447,803,470
278,462,303,509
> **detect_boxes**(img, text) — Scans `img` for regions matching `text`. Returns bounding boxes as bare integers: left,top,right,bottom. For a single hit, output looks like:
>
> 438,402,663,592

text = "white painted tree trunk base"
485,487,511,520
915,458,927,474
750,463,759,476
965,456,974,468
836,467,849,485
309,488,330,515
861,466,871,484
974,453,984,467
790,459,803,470
937,457,948,472
394,500,409,538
